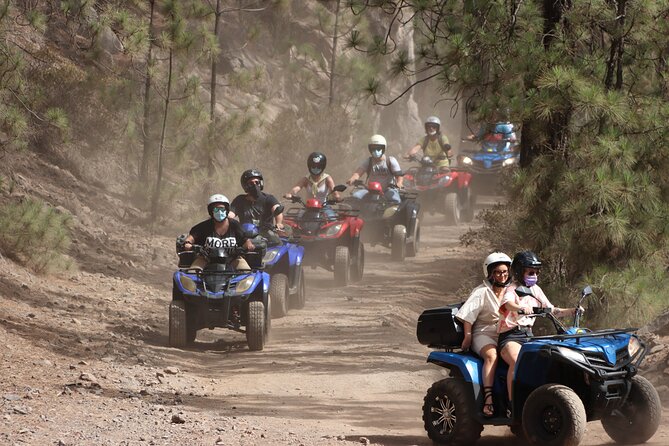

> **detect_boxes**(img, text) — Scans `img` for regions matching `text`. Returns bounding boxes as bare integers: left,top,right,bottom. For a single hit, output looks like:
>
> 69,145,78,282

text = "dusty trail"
1,211,668,445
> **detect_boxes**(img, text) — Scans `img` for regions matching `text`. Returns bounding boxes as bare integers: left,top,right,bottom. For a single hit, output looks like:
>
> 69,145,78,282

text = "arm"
551,307,579,318
347,167,365,185
271,203,284,229
243,238,255,251
460,321,473,351
325,176,340,200
405,143,422,158
285,177,307,198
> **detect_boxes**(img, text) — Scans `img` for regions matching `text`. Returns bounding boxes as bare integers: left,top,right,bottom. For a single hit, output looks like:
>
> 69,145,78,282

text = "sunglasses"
525,269,540,276
212,206,227,212
492,269,509,276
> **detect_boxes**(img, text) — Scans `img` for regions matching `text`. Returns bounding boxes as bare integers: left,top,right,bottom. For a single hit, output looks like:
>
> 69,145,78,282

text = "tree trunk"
151,49,173,222
139,0,156,185
328,0,341,107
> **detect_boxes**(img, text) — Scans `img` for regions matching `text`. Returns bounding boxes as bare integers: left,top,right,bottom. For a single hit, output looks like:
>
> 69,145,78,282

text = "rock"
359,437,371,445
79,373,98,383
3,394,21,401
164,367,180,375
13,406,30,415
381,320,391,327
171,414,186,424
27,313,36,318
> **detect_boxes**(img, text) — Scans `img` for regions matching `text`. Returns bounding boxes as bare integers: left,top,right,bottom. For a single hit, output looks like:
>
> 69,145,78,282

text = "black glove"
176,234,188,252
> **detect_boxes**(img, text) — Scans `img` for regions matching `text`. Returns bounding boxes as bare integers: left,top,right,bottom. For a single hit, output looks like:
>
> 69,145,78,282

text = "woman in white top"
455,252,512,417
284,152,339,204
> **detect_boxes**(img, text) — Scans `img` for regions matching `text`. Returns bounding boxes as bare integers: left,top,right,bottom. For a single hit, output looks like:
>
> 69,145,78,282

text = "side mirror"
515,286,534,297
333,184,347,193
582,285,592,297
273,204,285,216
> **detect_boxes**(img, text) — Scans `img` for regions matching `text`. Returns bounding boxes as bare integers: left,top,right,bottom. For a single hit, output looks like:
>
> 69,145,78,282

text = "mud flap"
405,201,420,241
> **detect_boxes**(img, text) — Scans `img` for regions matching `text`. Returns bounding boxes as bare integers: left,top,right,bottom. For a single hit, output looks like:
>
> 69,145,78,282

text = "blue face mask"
309,167,322,176
213,208,227,222
524,275,538,287
371,149,383,158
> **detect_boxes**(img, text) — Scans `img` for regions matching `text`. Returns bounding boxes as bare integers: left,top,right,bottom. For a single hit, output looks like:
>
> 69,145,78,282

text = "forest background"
1,0,669,328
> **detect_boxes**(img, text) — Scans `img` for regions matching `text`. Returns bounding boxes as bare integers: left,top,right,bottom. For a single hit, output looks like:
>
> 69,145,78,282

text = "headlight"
320,223,342,237
235,275,255,294
502,157,518,167
628,336,642,357
556,347,587,364
178,274,197,293
263,249,279,263
461,156,473,166
438,175,452,185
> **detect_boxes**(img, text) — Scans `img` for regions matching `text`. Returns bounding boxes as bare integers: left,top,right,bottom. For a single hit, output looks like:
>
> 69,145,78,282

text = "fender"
287,244,304,286
347,216,364,238
404,200,420,236
427,351,483,384
457,170,472,189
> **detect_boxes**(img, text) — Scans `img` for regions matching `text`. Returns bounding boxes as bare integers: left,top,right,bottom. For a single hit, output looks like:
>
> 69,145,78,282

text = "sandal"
482,386,494,417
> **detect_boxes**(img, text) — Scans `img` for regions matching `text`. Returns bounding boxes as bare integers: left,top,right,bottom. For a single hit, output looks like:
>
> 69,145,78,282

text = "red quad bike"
347,180,421,261
403,154,475,226
283,185,365,286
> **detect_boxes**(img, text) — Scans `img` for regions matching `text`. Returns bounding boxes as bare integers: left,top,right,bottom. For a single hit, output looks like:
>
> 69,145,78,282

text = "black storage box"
416,303,465,348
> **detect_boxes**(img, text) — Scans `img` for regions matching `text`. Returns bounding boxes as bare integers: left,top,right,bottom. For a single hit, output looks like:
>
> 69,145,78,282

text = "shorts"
498,326,533,351
472,332,498,357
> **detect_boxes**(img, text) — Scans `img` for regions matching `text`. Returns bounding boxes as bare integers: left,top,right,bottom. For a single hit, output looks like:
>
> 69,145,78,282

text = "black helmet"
307,152,327,175
240,169,264,193
511,251,542,284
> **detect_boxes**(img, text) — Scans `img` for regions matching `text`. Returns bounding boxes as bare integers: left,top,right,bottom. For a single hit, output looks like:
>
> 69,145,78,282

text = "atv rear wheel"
246,301,266,351
522,384,586,446
334,245,350,286
269,273,288,318
422,378,483,446
350,239,364,282
391,224,407,261
169,300,191,348
601,375,661,444
406,218,420,257
290,267,306,309
444,193,460,226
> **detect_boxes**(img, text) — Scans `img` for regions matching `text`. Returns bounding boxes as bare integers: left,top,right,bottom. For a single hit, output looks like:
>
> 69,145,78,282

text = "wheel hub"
541,405,563,434
431,395,456,435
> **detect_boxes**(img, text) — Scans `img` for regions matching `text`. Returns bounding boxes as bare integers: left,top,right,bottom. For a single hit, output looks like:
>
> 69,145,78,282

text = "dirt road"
1,214,667,445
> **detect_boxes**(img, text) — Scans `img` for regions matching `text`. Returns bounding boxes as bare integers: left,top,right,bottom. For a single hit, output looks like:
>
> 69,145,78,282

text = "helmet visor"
368,144,385,152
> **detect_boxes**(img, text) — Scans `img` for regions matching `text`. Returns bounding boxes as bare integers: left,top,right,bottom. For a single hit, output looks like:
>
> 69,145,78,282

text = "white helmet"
368,134,387,157
483,252,512,279
368,134,387,147
425,116,441,130
207,193,230,215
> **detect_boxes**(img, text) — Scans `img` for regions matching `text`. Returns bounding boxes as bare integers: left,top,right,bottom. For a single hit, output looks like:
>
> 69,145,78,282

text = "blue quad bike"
170,240,271,351
459,132,520,196
258,227,306,319
417,285,661,446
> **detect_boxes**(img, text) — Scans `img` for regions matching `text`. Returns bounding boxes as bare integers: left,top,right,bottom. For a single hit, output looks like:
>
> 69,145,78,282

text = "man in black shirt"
231,169,284,244
183,194,255,270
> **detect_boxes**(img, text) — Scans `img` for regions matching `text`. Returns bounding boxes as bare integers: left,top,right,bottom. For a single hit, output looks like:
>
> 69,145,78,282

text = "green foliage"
0,199,74,273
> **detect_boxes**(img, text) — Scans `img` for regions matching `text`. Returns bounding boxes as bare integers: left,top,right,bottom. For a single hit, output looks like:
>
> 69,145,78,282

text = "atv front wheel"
334,245,351,286
406,218,420,257
290,267,306,310
460,189,475,223
601,375,661,444
522,384,586,446
391,224,407,261
444,192,461,226
350,239,365,282
246,301,266,351
169,300,191,348
422,378,483,446
269,273,288,318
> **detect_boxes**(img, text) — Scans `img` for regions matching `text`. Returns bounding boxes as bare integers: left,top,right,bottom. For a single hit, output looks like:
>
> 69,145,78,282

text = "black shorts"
498,326,533,351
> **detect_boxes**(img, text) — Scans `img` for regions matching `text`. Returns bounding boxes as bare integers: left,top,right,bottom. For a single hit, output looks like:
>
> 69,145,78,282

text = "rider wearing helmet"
231,169,284,244
346,134,404,204
284,152,339,202
180,194,254,270
404,116,452,171
498,250,582,409
455,252,512,417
